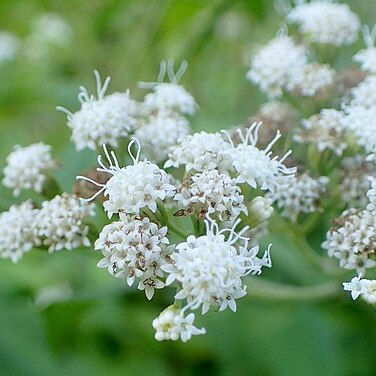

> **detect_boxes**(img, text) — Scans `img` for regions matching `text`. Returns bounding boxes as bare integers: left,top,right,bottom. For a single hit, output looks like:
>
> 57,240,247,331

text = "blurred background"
1,1,376,375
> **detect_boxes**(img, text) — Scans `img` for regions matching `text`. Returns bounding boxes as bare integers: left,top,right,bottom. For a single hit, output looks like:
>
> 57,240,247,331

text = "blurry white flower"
2,143,57,196
343,276,376,305
57,71,137,150
0,201,40,262
342,105,376,156
294,109,347,156
152,306,206,342
287,1,360,46
322,209,376,275
267,174,328,222
340,156,375,208
286,63,334,97
0,31,19,62
165,131,232,172
173,169,247,221
354,24,376,74
350,76,376,108
246,35,307,98
95,215,172,300
248,196,274,224
134,111,191,163
367,177,376,212
162,217,272,314
78,140,175,218
225,122,296,191
139,60,197,115
37,193,95,252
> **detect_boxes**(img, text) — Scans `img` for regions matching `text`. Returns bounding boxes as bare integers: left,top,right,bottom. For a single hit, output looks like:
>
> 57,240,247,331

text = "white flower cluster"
343,276,376,305
246,35,307,98
58,61,196,164
162,218,271,314
367,177,376,212
0,201,39,262
80,141,175,218
322,209,376,275
294,109,347,156
152,306,205,342
134,112,190,163
349,75,376,109
227,123,296,191
286,63,334,97
0,31,19,63
173,169,247,222
165,131,232,172
37,194,95,252
286,1,360,46
95,215,172,300
340,156,376,208
57,71,138,151
267,174,328,222
354,25,376,74
0,193,94,262
2,143,57,196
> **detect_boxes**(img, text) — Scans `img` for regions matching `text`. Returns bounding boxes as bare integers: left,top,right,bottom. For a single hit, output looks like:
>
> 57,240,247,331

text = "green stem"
300,212,321,235
167,222,189,239
41,176,62,200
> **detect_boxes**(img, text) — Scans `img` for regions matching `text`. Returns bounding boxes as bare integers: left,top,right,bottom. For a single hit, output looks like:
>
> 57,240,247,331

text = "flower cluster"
286,1,360,46
2,143,57,196
267,174,328,222
95,215,172,300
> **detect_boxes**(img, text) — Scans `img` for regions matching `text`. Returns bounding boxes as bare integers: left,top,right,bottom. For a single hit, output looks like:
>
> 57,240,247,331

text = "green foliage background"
1,1,376,375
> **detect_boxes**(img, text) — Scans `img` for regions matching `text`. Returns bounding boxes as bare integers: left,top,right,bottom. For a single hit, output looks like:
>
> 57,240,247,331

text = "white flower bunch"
286,1,360,46
37,194,95,252
294,109,347,156
2,143,57,196
267,174,328,222
0,201,40,262
95,215,172,300
343,276,376,305
354,24,376,74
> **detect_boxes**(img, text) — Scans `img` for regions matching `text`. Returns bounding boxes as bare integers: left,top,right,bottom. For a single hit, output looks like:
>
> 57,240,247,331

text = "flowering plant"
1,0,376,345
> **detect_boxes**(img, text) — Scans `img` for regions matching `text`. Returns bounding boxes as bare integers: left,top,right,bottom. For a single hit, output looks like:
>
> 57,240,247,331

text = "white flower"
225,122,296,191
342,105,376,155
246,35,307,98
286,1,360,46
322,209,376,275
173,169,247,222
95,215,172,300
143,84,197,115
248,196,274,224
258,100,297,124
367,177,376,212
343,276,376,305
294,109,347,156
30,13,72,47
139,60,197,115
0,201,40,263
78,140,175,218
350,76,376,108
165,131,232,173
2,143,57,196
57,71,137,150
0,31,19,62
286,63,334,97
152,306,206,342
267,174,328,222
354,48,376,74
37,193,95,252
340,156,375,208
162,217,272,314
134,111,191,163
354,24,376,74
